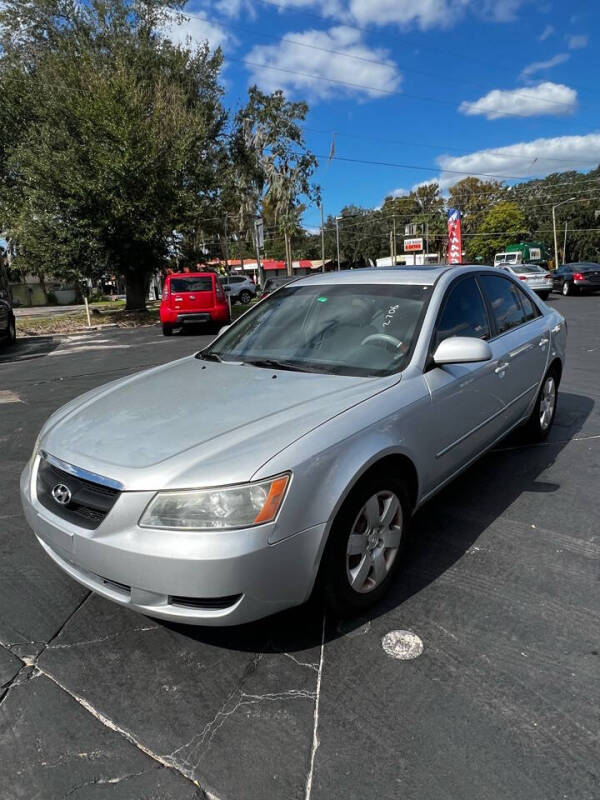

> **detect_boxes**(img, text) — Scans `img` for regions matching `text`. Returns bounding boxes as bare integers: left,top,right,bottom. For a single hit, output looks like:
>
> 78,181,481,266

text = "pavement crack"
35,666,211,795
47,624,160,651
304,612,327,800
62,766,162,798
169,687,317,770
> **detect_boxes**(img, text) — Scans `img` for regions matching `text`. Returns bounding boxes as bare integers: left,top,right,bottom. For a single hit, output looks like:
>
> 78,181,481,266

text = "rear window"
170,277,214,292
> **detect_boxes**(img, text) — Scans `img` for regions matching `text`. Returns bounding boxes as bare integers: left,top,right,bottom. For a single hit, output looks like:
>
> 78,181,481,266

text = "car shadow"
0,336,62,363
165,390,593,654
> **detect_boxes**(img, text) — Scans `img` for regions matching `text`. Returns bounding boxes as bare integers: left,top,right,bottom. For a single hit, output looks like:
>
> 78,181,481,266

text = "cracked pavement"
1,304,599,800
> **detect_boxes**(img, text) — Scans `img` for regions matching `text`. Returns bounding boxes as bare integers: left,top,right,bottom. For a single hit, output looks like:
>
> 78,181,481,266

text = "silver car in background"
21,267,566,625
496,262,553,300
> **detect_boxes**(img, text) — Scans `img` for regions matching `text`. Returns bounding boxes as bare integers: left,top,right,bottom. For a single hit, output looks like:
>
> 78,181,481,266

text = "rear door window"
434,277,490,348
479,275,527,335
171,277,214,293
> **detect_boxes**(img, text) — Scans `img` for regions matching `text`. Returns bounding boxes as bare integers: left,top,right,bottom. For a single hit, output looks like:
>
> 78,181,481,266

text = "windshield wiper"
243,358,316,373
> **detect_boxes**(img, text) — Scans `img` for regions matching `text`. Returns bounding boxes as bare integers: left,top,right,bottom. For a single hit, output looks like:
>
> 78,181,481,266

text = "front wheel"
239,290,252,305
524,369,558,442
7,316,16,344
321,475,410,618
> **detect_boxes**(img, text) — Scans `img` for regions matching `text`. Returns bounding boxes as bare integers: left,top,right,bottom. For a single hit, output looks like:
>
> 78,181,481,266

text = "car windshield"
204,283,431,377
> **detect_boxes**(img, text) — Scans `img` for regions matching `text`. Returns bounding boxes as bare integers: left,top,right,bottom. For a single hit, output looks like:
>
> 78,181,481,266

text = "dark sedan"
552,262,600,296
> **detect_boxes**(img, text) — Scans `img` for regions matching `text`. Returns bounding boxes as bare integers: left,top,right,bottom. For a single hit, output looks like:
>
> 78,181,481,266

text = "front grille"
168,594,242,610
36,457,120,530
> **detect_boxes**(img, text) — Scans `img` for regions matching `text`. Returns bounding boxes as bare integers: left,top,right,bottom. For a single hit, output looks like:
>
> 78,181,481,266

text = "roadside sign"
404,237,423,252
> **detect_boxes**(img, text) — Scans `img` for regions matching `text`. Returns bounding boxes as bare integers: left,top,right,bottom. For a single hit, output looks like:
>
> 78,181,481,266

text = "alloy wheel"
346,491,403,594
539,375,556,431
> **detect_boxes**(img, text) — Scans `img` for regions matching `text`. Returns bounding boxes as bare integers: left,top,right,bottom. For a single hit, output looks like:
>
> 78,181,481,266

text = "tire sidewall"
322,474,411,617
8,316,16,344
562,281,571,296
527,369,558,441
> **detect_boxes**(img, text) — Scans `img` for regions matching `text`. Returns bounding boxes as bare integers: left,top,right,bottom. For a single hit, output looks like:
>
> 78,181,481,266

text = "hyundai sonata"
21,267,566,625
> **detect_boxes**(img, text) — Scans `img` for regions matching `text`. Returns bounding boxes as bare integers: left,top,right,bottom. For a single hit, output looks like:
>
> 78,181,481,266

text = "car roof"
291,266,456,287
168,272,216,279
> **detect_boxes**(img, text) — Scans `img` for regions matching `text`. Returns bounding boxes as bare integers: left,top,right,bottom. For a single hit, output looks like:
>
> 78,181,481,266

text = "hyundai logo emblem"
51,483,72,506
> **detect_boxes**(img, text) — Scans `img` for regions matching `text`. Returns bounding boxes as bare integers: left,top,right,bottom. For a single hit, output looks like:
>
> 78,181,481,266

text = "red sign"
447,209,462,264
404,237,423,252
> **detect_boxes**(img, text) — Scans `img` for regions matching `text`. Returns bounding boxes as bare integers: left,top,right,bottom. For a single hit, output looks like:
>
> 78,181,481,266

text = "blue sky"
165,0,599,229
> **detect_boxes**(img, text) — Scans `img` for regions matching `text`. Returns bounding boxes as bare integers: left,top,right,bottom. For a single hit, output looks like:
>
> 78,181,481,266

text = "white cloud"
246,27,401,101
389,188,409,198
519,53,570,81
567,34,589,50
539,24,554,40
161,11,228,50
435,133,600,189
349,0,471,29
459,82,577,120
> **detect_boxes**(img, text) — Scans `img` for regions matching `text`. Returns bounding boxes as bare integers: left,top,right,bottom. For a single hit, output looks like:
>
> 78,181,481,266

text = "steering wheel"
360,333,402,350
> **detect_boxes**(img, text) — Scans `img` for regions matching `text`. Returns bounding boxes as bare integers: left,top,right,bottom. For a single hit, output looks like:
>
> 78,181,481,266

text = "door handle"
551,324,561,334
495,362,510,374
538,337,549,347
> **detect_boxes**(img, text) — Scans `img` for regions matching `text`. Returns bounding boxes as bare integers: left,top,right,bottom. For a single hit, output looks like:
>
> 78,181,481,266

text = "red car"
160,272,231,336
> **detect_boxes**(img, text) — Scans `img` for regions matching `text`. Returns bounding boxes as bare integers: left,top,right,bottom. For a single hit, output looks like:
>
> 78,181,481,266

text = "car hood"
40,356,397,490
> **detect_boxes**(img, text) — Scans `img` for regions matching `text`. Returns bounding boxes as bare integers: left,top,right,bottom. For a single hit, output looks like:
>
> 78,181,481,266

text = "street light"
335,216,342,271
552,198,575,269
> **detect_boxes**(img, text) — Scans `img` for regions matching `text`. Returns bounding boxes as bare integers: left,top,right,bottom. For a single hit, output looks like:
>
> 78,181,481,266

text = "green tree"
0,0,227,308
228,87,318,276
468,202,528,264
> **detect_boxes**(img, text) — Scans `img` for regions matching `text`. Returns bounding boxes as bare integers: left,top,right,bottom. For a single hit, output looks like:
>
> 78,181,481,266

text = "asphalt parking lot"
1,295,599,800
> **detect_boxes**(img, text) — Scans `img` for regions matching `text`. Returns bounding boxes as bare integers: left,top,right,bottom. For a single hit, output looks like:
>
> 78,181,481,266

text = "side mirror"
433,336,492,366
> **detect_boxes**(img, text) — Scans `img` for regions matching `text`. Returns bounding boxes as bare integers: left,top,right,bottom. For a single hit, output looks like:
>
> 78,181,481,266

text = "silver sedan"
20,267,567,625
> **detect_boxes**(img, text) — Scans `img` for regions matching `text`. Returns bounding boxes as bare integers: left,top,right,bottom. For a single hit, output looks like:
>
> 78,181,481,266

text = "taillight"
519,276,528,281
573,272,585,281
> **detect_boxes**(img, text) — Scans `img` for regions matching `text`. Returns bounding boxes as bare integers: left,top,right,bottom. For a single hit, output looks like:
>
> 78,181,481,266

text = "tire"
538,291,550,300
523,368,558,442
162,323,174,336
562,281,574,296
321,474,411,618
7,316,16,345
239,290,252,305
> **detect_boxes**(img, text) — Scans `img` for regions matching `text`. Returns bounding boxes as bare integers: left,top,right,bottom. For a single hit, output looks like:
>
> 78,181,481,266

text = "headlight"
139,474,290,530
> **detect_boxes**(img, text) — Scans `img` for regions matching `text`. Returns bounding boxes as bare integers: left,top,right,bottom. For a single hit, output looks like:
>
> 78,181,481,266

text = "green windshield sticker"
317,296,328,302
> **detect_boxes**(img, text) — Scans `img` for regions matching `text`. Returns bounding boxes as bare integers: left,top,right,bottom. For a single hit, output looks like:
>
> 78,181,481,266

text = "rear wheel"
239,290,252,305
322,475,410,618
538,291,550,300
562,280,575,296
162,323,173,336
524,368,558,442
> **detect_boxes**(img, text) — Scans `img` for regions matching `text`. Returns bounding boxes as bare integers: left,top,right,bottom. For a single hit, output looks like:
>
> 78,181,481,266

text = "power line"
227,56,580,119
302,126,600,167
249,0,597,98
190,13,585,114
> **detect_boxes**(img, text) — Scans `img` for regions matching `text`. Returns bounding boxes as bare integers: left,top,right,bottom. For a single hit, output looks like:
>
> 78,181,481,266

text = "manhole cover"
382,630,423,660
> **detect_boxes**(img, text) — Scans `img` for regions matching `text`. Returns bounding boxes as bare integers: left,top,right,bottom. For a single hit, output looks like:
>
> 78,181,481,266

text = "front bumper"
20,459,325,626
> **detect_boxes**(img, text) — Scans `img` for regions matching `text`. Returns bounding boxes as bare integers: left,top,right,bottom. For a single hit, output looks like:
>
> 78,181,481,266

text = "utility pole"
254,217,265,287
563,221,568,264
335,216,342,271
552,198,574,270
320,204,326,272
392,215,397,265
223,213,230,273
